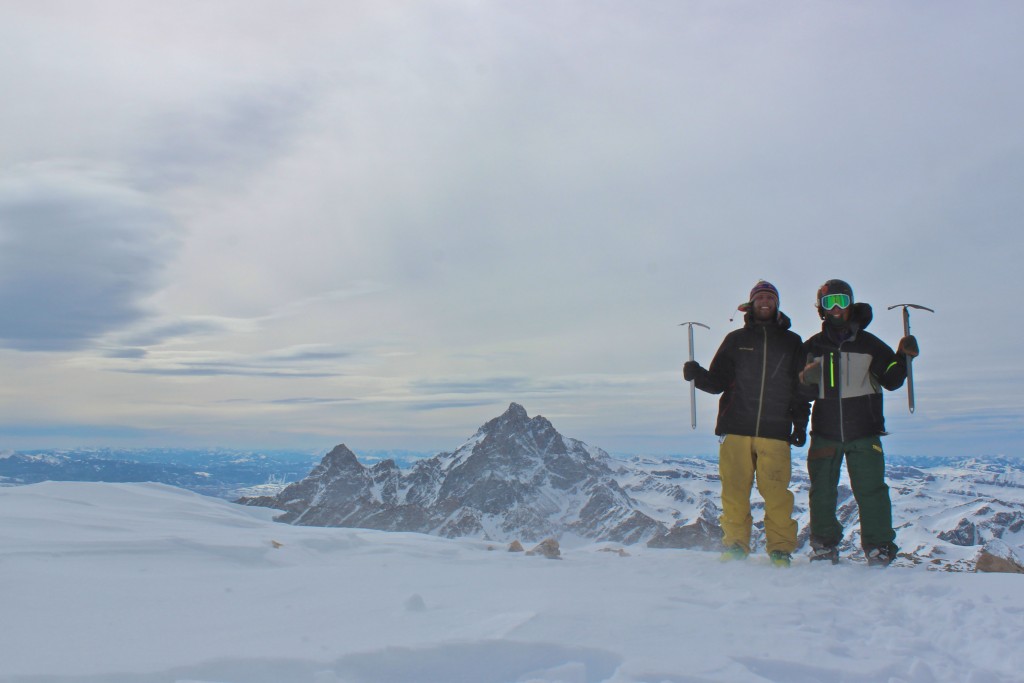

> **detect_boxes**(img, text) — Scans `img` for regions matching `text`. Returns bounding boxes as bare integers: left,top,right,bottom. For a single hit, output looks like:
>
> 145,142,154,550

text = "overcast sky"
1,2,1020,458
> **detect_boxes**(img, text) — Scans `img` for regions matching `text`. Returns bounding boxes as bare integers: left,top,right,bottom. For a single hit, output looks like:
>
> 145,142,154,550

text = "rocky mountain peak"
480,402,531,433
318,444,363,473
241,403,676,545
505,402,528,419
473,403,561,455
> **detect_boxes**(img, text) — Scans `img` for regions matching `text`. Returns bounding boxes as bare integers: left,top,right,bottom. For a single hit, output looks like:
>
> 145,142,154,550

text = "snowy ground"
2,482,1022,683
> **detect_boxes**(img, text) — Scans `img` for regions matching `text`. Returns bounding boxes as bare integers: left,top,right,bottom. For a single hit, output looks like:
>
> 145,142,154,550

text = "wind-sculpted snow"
2,481,1023,683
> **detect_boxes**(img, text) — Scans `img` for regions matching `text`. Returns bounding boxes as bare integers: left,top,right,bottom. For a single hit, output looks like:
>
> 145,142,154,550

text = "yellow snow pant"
718,435,797,554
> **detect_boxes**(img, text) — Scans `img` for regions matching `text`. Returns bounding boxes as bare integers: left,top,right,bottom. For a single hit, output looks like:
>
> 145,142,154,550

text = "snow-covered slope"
1,481,1023,683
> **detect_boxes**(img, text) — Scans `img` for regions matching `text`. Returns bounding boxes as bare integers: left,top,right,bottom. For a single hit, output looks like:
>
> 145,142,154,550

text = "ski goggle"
820,293,851,310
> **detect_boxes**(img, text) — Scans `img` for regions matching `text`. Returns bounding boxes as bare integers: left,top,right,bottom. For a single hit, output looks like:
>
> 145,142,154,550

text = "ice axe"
679,321,710,429
887,303,934,414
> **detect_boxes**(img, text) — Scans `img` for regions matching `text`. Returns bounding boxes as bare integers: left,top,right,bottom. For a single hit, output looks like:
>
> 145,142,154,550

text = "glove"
799,359,822,385
897,335,919,358
789,428,807,448
683,360,705,382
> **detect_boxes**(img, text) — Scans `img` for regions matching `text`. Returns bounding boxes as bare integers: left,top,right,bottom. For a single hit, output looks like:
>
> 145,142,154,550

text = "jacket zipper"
835,342,846,443
755,327,768,438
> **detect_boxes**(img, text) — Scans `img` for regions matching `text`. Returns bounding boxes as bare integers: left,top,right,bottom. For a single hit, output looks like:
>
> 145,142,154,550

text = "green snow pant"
806,435,898,553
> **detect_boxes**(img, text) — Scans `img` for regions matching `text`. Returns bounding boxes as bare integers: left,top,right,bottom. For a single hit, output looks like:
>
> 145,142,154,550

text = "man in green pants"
799,279,919,566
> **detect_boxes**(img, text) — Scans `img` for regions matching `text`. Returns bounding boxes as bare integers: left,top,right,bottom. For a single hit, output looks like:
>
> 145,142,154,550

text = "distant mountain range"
239,403,1024,571
0,447,433,500
0,447,319,499
5,404,1023,571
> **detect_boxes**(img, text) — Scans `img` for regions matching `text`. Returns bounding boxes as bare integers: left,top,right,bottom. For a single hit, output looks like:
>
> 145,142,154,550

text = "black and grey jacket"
801,303,907,442
693,311,809,441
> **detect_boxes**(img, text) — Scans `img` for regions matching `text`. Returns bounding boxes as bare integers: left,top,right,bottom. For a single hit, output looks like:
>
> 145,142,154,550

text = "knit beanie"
748,280,779,305
749,282,778,305
737,280,779,313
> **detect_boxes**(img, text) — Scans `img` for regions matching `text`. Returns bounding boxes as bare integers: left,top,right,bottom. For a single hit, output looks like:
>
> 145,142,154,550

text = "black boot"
809,536,839,565
865,544,896,567
809,545,839,564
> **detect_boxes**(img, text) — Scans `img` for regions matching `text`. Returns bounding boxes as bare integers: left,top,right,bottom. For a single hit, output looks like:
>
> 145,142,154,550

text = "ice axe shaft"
887,304,934,414
679,321,710,429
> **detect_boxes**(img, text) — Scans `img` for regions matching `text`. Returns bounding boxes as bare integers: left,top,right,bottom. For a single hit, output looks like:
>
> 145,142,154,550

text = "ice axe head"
679,321,709,429
888,305,937,315
678,322,710,361
887,304,934,414
887,304,934,335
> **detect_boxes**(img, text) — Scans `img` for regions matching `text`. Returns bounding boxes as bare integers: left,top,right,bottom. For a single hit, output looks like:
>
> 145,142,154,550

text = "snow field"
1,482,1022,683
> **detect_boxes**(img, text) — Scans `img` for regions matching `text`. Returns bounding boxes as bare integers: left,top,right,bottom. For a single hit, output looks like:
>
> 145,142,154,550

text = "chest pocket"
821,351,878,398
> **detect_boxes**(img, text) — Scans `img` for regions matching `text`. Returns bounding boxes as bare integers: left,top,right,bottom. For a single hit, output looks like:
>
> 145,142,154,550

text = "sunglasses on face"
820,293,851,310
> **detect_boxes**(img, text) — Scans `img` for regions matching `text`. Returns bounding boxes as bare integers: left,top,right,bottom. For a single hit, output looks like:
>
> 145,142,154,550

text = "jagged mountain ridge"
240,403,718,547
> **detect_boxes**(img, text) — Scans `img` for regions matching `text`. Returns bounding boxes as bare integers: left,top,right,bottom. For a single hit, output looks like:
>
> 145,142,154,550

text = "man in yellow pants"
684,281,810,567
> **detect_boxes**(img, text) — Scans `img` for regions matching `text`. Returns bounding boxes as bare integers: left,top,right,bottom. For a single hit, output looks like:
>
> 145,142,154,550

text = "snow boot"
865,545,895,567
719,544,749,562
809,545,839,565
769,550,792,568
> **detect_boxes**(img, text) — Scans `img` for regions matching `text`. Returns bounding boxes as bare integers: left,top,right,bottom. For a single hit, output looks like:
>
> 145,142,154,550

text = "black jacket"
801,303,907,442
694,311,809,441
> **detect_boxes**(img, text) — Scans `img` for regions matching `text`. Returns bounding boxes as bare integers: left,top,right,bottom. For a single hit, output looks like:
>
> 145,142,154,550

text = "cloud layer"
0,165,178,351
0,3,1021,455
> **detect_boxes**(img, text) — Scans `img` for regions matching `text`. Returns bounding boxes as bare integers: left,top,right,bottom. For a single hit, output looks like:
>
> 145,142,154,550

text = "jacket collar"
822,302,873,342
